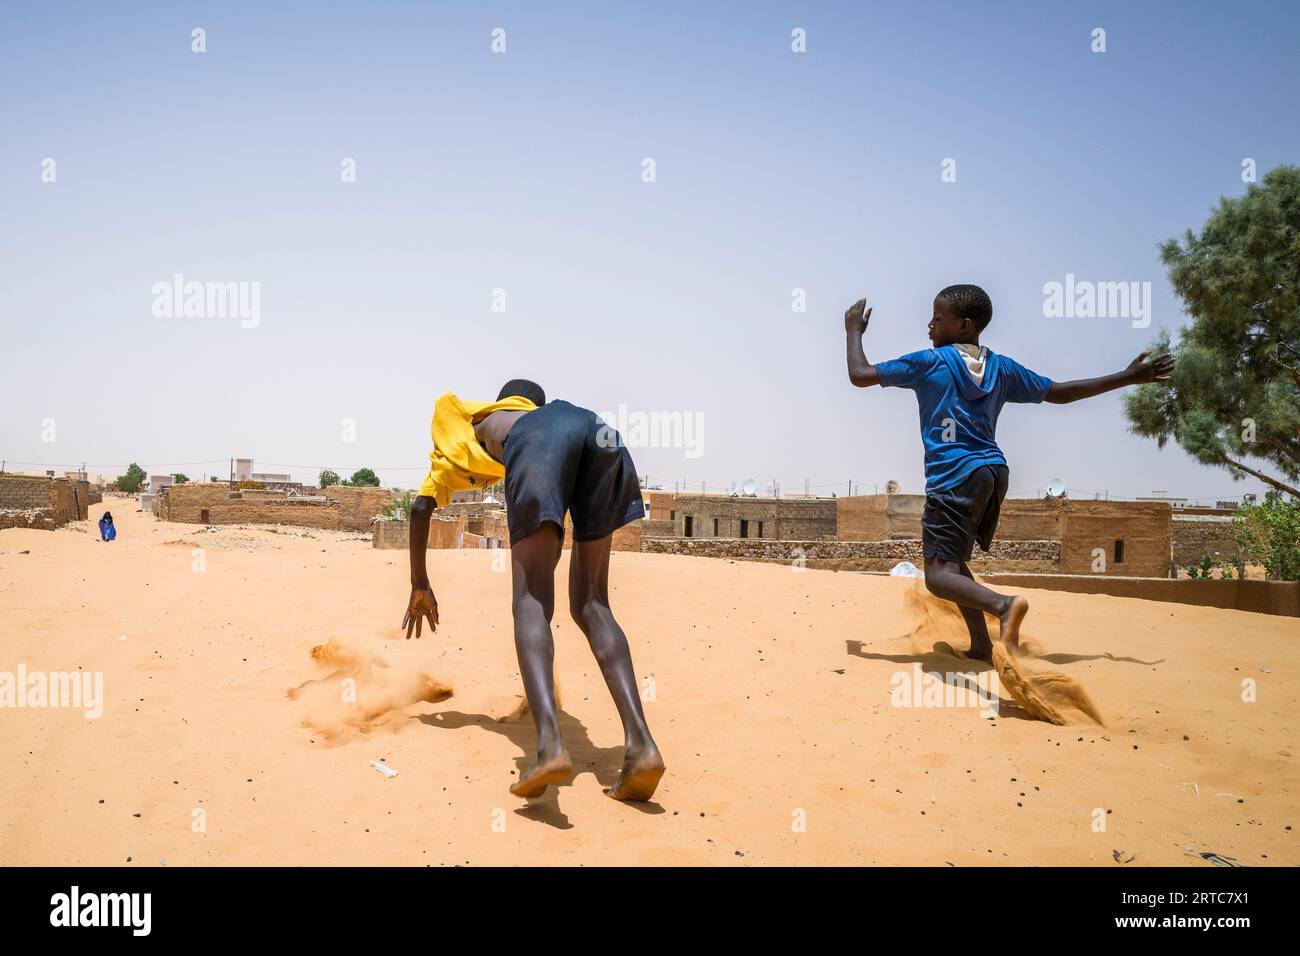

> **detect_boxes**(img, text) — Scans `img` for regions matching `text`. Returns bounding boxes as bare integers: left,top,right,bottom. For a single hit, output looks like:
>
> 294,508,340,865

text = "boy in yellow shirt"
403,380,664,802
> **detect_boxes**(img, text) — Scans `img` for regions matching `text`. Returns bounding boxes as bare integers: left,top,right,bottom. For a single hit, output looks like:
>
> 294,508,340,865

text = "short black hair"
497,379,546,405
937,284,993,332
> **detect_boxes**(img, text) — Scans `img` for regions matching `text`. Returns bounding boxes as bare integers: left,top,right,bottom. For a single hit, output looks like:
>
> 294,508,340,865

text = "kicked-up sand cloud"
903,580,1104,726
288,637,453,742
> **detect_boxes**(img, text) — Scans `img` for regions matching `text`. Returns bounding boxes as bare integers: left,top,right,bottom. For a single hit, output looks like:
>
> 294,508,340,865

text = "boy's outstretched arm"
403,494,440,638
1044,350,1175,404
844,298,880,387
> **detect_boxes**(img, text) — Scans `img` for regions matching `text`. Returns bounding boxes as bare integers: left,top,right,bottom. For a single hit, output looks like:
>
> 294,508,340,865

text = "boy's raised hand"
403,584,439,638
1126,350,1176,383
844,298,872,334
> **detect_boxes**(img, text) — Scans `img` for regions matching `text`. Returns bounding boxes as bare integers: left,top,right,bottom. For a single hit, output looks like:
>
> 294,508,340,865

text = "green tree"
348,467,381,488
171,473,189,484
1234,493,1300,580
116,462,147,493
319,468,341,488
1124,165,1300,497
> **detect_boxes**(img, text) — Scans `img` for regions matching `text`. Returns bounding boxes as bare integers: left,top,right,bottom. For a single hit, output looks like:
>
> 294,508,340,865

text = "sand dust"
991,644,1105,726
498,665,564,722
904,580,1102,724
903,579,1042,658
289,636,453,742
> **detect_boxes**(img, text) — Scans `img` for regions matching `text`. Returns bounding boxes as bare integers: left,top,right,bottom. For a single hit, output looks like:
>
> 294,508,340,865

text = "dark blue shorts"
502,400,645,545
921,463,1010,562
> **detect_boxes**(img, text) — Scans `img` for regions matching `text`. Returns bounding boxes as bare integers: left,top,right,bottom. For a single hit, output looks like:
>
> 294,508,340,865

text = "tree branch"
1220,454,1300,497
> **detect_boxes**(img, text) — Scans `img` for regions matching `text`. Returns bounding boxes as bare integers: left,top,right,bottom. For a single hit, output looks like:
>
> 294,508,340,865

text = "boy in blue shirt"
844,284,1173,661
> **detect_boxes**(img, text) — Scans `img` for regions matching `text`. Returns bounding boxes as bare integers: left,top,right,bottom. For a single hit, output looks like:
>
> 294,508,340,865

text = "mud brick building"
0,474,92,530
670,495,837,541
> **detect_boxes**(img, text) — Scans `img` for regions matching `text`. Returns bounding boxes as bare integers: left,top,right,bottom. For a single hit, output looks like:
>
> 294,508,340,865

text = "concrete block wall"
322,486,396,531
373,520,410,550
0,474,86,529
0,474,56,511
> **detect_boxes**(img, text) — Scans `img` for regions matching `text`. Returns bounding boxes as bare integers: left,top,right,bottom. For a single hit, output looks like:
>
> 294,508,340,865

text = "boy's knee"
923,560,955,593
570,598,603,633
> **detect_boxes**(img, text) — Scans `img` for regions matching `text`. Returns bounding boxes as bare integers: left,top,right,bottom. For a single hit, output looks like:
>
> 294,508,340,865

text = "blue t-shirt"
875,346,1053,493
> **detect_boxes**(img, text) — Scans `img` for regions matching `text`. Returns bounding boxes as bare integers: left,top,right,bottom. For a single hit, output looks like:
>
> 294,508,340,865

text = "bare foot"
509,751,573,798
966,643,994,664
998,595,1029,653
606,747,665,802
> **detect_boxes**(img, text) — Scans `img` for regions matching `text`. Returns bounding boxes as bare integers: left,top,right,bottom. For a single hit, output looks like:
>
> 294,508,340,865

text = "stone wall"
1172,516,1244,569
641,536,1060,573
0,509,56,530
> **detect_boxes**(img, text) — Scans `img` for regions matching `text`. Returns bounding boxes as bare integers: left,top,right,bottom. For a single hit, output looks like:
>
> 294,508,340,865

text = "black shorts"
921,463,1010,562
501,400,645,546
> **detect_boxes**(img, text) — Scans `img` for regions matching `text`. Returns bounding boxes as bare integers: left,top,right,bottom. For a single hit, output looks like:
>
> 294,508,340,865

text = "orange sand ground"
2,503,1296,866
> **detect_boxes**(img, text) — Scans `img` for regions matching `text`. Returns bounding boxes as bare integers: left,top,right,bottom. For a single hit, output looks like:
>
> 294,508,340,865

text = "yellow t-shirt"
416,392,538,505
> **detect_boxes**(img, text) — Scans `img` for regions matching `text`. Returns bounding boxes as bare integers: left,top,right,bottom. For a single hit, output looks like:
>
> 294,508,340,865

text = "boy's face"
927,295,973,346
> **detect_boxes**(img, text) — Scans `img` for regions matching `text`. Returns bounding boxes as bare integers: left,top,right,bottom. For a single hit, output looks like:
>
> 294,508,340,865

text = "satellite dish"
1243,493,1257,504
885,480,900,495
1044,478,1067,499
742,478,758,497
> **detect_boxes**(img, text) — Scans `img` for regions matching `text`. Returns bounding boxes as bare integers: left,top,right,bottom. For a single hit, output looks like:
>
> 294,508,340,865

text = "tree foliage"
115,462,147,494
1234,493,1300,581
1124,165,1300,496
347,467,381,488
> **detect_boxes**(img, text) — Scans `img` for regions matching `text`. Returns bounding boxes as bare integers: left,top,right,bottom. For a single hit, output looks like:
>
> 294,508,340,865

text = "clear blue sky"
2,1,1296,501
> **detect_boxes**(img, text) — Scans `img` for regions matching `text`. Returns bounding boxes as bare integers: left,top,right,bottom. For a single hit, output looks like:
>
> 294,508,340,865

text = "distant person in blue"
844,284,1174,661
98,511,116,542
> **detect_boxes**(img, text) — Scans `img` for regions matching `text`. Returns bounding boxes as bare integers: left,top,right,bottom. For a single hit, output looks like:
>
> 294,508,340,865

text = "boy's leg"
569,533,665,801
953,561,995,661
923,557,1027,659
508,522,573,798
